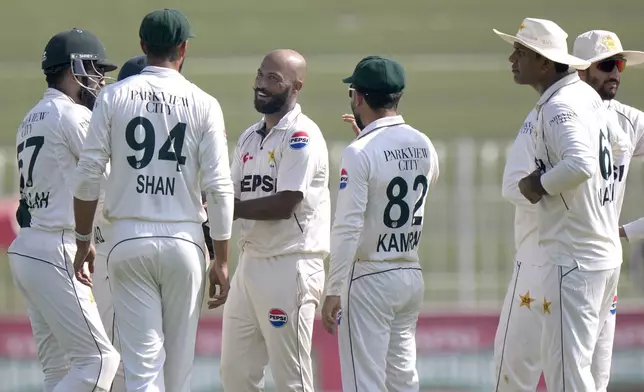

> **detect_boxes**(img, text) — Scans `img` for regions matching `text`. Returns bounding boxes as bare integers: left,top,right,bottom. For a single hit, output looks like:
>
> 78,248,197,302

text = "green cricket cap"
342,55,406,93
139,8,194,47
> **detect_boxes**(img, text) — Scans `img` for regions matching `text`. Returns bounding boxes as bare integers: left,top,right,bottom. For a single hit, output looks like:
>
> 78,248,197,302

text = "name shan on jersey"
136,175,176,196
130,90,189,116
383,147,429,171
377,231,422,253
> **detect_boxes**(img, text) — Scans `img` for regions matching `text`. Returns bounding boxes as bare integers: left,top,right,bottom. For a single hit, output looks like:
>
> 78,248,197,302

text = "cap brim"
584,50,644,67
342,76,354,84
493,29,591,70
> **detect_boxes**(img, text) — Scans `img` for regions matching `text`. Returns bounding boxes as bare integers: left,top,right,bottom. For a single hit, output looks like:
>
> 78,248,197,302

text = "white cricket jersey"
607,100,644,240
326,116,439,296
501,109,543,265
533,73,623,271
75,66,234,231
230,104,330,258
15,88,92,231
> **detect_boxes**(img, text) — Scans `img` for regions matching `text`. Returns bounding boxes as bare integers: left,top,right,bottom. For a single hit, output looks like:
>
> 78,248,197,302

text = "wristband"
74,230,92,242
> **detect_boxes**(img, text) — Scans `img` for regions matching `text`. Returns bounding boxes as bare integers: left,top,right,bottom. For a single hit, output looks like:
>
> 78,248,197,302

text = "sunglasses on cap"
596,59,626,73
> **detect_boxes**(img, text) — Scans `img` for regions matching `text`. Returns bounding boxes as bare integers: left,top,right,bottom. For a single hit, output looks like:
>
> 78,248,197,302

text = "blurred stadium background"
1,0,644,390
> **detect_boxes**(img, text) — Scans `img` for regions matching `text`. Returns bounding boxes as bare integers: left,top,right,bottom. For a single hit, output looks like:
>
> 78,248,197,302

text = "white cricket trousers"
7,228,120,392
93,223,126,392
220,251,325,392
107,220,207,392
494,261,545,392
338,260,424,392
540,264,620,392
494,261,619,392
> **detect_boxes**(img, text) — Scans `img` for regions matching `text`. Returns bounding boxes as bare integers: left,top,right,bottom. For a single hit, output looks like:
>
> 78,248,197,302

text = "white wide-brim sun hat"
493,17,590,70
573,30,644,67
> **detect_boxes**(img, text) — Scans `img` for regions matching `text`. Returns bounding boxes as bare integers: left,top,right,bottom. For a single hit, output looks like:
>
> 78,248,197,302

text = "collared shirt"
15,88,94,231
230,104,331,258
501,109,543,265
533,72,625,271
74,66,234,236
326,116,440,296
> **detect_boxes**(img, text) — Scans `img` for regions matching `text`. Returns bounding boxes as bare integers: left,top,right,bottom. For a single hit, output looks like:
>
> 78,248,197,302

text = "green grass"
2,0,644,313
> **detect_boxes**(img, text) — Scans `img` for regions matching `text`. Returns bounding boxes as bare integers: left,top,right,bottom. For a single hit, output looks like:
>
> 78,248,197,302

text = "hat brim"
342,76,354,84
493,29,591,70
97,60,118,73
585,50,644,67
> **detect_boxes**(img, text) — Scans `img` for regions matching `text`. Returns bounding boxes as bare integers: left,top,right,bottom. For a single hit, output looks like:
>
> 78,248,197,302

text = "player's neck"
264,101,296,131
535,72,571,95
146,58,181,72
360,109,398,129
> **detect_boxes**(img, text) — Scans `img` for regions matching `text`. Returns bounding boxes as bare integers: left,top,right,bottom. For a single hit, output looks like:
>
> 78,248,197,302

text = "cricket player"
219,49,330,392
495,18,625,392
73,9,234,392
573,30,644,392
89,54,150,392
322,56,440,392
7,28,120,391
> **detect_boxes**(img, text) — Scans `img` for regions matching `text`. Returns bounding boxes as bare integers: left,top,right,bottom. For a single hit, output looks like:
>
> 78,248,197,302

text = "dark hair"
358,89,403,110
554,62,570,73
534,53,570,74
44,66,69,88
145,44,180,62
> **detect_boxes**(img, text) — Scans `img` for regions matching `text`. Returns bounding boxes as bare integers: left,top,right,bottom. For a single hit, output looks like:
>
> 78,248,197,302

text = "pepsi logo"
610,295,617,315
268,308,288,328
289,131,309,150
339,168,348,189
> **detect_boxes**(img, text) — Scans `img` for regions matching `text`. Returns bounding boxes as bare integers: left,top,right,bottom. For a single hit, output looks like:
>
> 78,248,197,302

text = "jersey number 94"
125,117,187,172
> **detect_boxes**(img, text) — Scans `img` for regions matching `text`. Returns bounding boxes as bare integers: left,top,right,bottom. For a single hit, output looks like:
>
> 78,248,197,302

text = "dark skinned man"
493,18,628,392
219,49,330,392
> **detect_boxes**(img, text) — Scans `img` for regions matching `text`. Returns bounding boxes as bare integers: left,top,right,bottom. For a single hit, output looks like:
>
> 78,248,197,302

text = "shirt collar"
140,66,184,79
259,103,302,132
43,88,75,103
357,115,405,139
536,73,581,109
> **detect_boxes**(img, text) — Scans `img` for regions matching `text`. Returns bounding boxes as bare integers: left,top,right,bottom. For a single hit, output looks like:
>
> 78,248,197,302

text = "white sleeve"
539,103,596,195
230,142,242,199
74,90,112,202
58,107,91,191
502,132,535,207
624,106,644,158
276,129,317,194
200,97,234,241
608,112,633,161
326,146,369,296
623,218,644,242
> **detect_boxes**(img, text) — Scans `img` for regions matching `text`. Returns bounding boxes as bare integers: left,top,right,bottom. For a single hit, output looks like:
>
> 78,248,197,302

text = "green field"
1,0,644,314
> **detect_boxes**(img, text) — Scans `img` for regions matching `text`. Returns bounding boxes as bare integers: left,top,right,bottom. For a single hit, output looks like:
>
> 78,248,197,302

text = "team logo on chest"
289,131,309,150
267,148,276,168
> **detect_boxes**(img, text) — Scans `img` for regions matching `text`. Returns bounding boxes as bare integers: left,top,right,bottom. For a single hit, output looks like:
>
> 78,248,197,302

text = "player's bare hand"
342,114,361,137
208,262,229,309
518,169,545,204
73,241,96,287
321,295,342,335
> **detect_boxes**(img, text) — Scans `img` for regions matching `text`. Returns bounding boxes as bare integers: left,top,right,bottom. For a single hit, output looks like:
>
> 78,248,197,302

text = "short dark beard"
254,87,291,114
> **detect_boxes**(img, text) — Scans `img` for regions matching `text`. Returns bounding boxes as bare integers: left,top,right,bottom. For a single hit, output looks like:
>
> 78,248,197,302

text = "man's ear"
140,40,148,55
294,79,304,92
